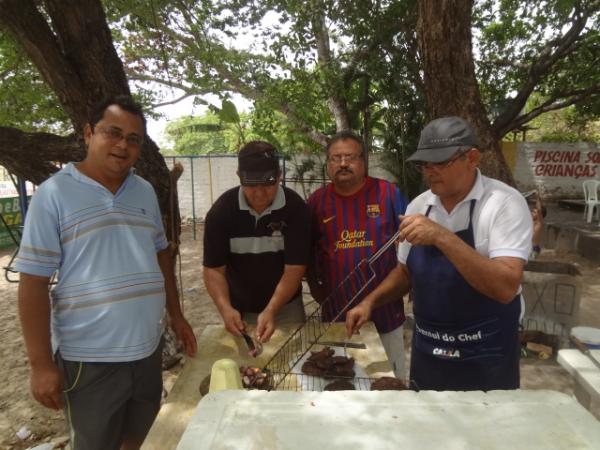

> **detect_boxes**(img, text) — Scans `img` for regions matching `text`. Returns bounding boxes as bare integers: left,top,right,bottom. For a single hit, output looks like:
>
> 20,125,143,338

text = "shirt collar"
64,162,135,191
238,185,286,218
426,169,484,209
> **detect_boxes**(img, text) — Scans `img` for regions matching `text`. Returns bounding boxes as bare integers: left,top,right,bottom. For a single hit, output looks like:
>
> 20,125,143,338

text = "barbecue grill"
261,231,403,391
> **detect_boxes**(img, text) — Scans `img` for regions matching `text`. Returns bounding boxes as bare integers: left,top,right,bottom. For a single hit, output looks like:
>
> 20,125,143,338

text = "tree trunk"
0,127,82,184
0,0,180,245
313,8,351,132
416,0,515,185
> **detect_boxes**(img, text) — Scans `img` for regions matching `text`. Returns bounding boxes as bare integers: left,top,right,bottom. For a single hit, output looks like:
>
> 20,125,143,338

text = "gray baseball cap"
407,116,480,162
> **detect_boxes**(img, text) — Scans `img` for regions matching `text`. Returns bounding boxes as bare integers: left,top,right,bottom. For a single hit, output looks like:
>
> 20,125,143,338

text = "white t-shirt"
397,170,533,264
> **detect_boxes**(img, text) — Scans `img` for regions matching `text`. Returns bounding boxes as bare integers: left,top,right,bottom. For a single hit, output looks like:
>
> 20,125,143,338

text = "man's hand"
31,362,64,410
256,308,277,343
345,301,373,338
170,315,198,357
398,214,452,246
220,306,246,337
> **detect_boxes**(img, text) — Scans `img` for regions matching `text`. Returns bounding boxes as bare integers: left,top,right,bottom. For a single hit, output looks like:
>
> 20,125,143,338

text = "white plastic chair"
582,180,600,223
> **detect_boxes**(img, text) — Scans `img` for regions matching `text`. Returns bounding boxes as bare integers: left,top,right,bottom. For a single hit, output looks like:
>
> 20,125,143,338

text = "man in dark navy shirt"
203,141,310,343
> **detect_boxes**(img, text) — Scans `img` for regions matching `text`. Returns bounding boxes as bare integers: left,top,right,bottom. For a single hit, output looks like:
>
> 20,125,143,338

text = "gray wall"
165,153,395,221
166,142,600,220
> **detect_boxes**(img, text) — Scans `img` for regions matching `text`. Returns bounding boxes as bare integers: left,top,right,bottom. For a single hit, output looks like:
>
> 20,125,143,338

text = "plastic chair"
582,180,600,223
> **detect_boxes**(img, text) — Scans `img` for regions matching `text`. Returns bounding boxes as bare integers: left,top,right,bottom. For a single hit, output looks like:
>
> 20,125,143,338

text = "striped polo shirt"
15,163,168,362
203,185,310,313
307,177,408,333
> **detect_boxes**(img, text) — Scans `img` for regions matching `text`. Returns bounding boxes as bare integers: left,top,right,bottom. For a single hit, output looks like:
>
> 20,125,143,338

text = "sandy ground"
1,222,599,449
0,225,222,450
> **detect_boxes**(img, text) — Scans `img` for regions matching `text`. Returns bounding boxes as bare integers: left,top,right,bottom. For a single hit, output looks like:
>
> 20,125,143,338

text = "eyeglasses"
412,149,470,173
328,153,364,164
95,126,143,148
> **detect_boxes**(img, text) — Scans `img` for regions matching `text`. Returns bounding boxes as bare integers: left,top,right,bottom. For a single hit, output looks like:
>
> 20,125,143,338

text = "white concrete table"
143,322,392,450
558,348,600,416
177,390,600,449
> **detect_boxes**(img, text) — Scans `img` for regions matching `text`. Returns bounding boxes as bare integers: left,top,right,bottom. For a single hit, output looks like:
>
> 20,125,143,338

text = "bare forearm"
365,263,410,309
18,274,53,367
203,266,233,314
157,249,185,319
265,265,305,314
434,232,524,303
158,249,198,356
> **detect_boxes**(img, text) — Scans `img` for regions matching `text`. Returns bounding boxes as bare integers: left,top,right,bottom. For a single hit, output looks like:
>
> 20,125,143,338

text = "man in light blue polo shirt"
15,95,197,450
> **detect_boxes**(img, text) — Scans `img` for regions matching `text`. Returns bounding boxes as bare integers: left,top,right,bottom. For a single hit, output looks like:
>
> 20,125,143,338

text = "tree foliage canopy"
474,0,599,136
0,33,70,132
103,0,598,143
0,0,598,195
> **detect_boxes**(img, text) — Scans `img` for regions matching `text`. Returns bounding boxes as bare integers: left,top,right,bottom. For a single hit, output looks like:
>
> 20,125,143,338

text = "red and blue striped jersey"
307,177,408,333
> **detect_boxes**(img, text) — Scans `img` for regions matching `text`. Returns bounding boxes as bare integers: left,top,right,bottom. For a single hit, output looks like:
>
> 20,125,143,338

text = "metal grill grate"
262,231,400,390
269,372,374,391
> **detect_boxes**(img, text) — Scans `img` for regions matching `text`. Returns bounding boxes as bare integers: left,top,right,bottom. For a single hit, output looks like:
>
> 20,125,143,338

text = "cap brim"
239,169,279,186
406,145,463,163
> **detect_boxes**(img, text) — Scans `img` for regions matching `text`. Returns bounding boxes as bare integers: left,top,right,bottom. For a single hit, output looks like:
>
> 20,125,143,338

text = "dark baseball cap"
238,141,280,186
407,116,480,163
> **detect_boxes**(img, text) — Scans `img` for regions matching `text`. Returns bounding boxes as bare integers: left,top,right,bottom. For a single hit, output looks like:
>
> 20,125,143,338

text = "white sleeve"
486,192,533,260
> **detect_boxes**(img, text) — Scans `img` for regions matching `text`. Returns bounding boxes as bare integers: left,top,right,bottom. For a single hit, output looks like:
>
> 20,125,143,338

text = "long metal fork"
262,230,400,386
241,331,263,358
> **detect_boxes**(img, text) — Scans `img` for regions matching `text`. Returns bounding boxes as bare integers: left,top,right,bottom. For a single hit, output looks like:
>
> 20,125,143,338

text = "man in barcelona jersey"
307,131,409,379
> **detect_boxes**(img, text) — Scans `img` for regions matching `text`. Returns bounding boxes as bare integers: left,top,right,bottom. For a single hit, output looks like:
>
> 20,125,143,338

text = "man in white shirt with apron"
346,116,532,391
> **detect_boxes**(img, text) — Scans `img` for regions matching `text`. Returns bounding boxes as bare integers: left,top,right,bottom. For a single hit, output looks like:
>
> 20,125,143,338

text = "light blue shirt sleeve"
14,184,62,277
150,188,169,252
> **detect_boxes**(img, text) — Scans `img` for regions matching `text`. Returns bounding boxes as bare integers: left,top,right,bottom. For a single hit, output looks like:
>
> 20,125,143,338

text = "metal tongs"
241,331,263,358
330,229,401,324
570,335,600,370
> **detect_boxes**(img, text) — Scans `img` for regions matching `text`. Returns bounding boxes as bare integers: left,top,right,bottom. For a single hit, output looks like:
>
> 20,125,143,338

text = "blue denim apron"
406,200,520,391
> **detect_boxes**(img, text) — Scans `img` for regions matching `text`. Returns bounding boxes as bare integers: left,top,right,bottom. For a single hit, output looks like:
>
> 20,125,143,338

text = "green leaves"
216,99,241,124
0,32,70,132
3,0,597,188
475,0,599,128
164,112,231,155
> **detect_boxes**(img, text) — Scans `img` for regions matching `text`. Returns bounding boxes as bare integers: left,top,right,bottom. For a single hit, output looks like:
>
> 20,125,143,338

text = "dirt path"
1,224,598,449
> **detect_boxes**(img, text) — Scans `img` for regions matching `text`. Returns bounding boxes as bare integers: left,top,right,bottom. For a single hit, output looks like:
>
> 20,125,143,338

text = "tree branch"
0,0,85,124
492,7,591,135
130,3,330,145
152,92,204,108
0,126,83,184
312,9,350,131
499,86,600,136
129,74,199,93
